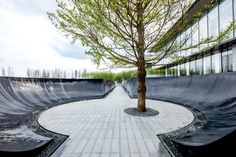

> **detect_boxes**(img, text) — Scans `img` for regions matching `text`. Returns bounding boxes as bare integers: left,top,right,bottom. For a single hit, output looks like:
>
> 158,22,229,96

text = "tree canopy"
49,0,199,67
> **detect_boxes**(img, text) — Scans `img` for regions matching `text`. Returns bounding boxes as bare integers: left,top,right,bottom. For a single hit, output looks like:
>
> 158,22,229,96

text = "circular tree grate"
124,107,159,117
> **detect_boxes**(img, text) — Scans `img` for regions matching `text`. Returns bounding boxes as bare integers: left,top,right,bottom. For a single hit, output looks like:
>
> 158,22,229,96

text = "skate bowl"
0,77,115,157
123,72,236,157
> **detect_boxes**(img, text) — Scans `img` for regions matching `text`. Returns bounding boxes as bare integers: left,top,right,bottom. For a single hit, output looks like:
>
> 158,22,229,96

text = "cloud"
0,0,97,77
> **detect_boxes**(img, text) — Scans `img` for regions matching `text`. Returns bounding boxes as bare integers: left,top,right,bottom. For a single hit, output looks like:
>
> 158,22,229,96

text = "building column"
177,64,180,76
186,62,190,76
233,43,236,72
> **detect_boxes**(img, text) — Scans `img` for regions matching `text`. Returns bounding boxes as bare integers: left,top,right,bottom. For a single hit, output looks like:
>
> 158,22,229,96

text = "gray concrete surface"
38,86,194,157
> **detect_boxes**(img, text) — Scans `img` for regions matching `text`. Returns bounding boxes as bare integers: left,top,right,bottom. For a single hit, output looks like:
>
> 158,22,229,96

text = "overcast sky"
0,0,98,77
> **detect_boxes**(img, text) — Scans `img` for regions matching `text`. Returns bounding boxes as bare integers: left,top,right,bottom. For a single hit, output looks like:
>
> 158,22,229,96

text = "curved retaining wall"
123,72,236,157
0,77,115,157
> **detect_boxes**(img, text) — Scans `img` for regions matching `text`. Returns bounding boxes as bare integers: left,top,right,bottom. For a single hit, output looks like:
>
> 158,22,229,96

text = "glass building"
158,0,236,77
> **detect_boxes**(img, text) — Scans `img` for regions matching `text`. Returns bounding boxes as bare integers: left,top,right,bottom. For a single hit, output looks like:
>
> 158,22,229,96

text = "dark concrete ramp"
123,72,236,157
0,77,114,157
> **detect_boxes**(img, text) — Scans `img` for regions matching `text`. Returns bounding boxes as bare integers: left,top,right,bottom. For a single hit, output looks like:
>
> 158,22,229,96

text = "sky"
0,0,98,77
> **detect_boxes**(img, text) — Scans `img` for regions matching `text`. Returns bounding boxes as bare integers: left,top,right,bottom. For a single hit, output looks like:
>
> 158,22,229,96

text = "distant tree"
63,70,67,78
50,0,234,112
26,68,31,77
1,67,5,76
7,66,14,77
34,69,41,78
42,69,48,78
75,70,78,79
78,70,81,79
81,69,88,79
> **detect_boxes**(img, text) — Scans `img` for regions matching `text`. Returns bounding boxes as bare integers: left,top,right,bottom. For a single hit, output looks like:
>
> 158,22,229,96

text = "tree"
75,69,78,78
7,66,14,77
49,0,234,112
26,68,31,77
81,69,88,78
1,67,5,76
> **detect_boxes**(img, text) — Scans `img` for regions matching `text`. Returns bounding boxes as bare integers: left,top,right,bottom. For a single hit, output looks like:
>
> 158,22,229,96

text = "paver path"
38,86,194,157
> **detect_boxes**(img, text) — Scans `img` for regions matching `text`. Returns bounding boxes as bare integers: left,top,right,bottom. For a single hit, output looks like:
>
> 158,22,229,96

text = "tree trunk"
136,1,146,112
137,65,146,112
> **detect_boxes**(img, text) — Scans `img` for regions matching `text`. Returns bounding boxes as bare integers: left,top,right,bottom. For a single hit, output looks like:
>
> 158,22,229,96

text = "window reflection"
163,0,236,77
222,54,228,72
211,52,222,73
219,0,233,40
199,15,208,49
222,47,233,72
234,0,236,37
192,23,199,54
196,58,203,75
180,64,186,76
208,6,219,39
175,66,179,76
185,28,192,56
203,55,211,74
190,60,196,75
167,67,173,76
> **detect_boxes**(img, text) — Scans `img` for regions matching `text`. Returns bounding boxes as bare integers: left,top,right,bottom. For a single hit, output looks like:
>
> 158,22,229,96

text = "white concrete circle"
38,86,194,157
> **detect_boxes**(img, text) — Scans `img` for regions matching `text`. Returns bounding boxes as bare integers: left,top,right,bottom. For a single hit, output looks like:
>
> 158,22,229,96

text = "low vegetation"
24,68,165,81
89,68,165,81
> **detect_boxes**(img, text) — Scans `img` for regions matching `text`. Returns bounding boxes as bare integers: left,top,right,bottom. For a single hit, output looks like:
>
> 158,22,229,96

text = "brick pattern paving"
38,86,194,157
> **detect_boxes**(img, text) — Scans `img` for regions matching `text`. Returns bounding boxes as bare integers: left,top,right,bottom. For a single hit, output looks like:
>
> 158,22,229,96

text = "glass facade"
185,28,192,56
219,0,233,39
234,0,236,37
199,15,208,49
189,60,196,75
163,0,236,77
196,58,203,75
203,55,211,74
192,23,199,54
212,52,222,73
208,6,219,39
180,63,186,76
222,47,233,72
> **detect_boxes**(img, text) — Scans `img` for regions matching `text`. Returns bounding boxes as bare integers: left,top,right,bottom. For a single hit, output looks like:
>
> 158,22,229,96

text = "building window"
190,60,196,75
234,0,236,37
219,0,233,40
208,5,219,39
199,15,208,49
212,51,222,73
192,22,199,54
171,66,177,76
167,67,173,76
175,35,181,58
196,58,203,75
203,55,212,74
180,63,186,76
222,46,233,72
185,28,192,56
180,33,185,57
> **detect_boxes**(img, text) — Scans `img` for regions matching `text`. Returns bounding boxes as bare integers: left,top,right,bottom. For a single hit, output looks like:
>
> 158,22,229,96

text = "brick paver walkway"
38,86,194,157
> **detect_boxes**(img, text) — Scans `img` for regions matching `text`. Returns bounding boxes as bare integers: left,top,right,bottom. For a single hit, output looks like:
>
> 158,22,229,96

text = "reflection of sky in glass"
208,6,219,39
